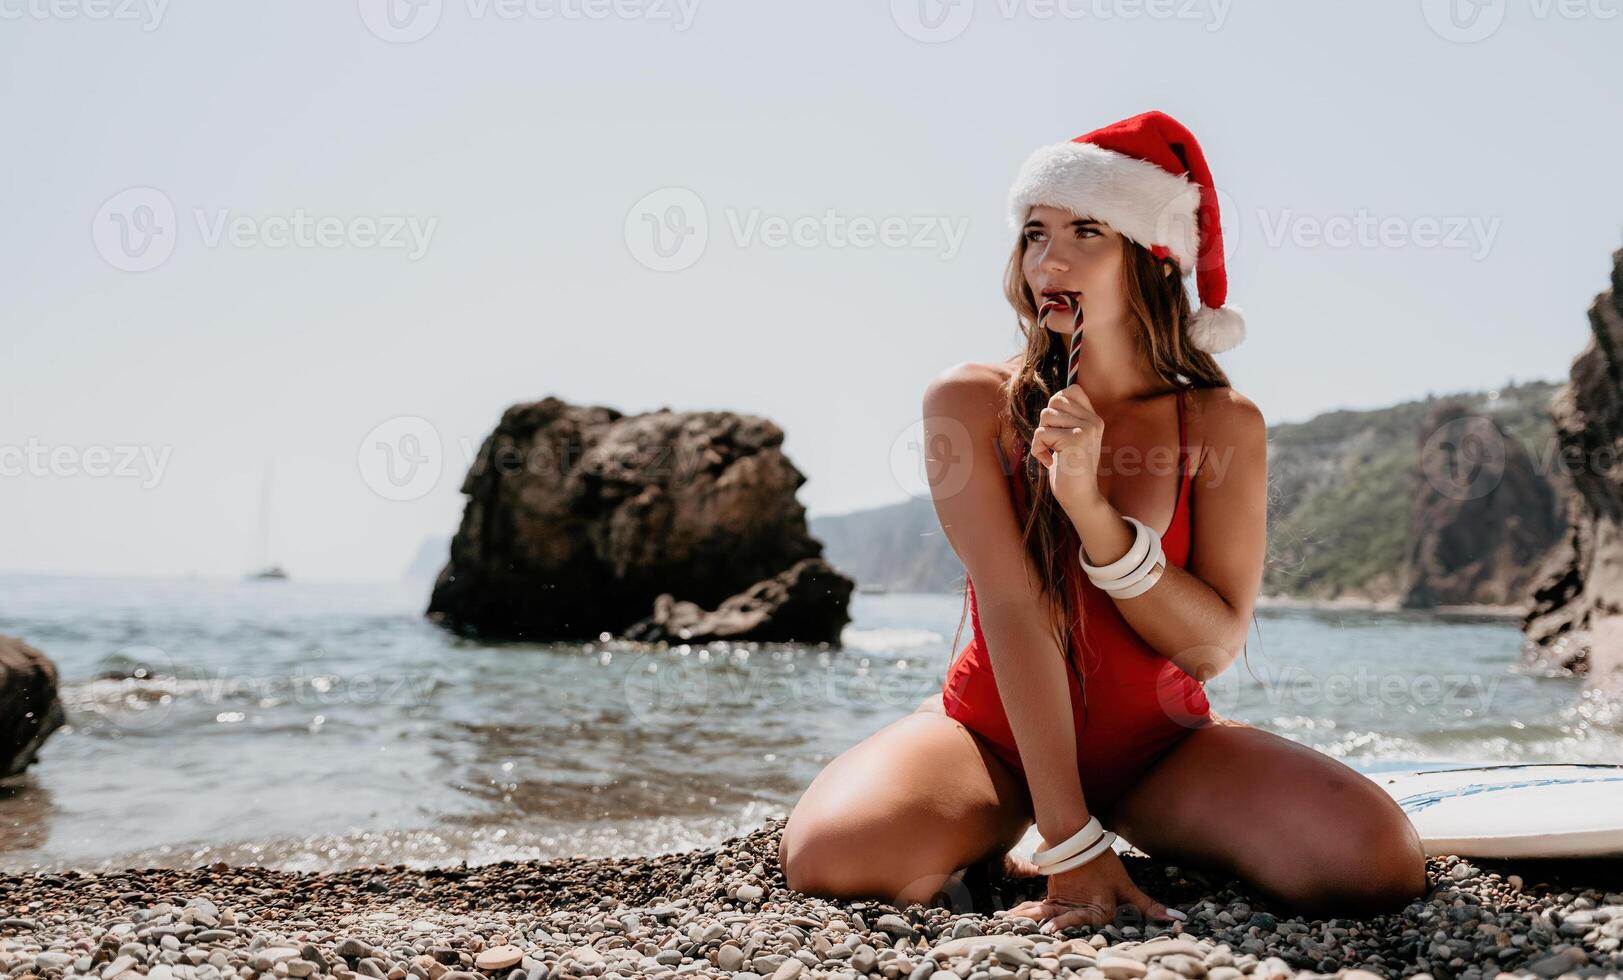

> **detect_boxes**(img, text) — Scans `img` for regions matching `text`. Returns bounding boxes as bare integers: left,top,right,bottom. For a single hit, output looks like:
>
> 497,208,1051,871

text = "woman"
778,111,1427,931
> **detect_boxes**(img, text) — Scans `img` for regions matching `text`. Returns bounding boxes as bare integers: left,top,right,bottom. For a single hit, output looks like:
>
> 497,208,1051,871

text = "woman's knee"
1265,797,1429,916
777,713,1026,904
779,809,952,904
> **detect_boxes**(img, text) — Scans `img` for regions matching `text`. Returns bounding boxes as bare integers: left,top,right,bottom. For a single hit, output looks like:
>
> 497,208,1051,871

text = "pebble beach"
3,818,1621,980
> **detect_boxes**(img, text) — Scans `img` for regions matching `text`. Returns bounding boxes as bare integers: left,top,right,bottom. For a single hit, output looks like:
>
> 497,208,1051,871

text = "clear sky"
2,0,1620,582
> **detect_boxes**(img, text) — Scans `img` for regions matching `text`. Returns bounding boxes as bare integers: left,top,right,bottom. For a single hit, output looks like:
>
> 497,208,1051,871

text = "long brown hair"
946,230,1236,703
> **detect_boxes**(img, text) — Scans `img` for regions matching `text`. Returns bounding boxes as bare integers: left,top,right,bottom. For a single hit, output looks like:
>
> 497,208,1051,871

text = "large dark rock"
1521,244,1623,690
1400,404,1564,609
427,397,852,644
0,634,66,777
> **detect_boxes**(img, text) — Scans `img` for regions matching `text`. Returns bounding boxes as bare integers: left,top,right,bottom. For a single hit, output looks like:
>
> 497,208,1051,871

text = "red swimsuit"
941,384,1214,815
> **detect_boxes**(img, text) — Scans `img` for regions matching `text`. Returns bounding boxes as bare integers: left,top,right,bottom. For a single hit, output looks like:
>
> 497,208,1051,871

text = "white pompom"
1188,305,1245,354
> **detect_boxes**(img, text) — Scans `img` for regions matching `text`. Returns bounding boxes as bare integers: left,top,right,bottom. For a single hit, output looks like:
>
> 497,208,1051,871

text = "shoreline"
1253,594,1529,620
1,818,1618,980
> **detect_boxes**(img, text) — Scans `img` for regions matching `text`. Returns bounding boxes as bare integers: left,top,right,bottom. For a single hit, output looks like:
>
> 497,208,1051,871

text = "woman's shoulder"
923,359,1018,417
1189,384,1263,429
1186,384,1266,475
923,359,1023,463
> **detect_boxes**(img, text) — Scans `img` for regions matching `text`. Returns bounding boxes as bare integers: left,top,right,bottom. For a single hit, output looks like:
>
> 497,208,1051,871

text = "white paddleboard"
1373,763,1623,858
1008,764,1623,864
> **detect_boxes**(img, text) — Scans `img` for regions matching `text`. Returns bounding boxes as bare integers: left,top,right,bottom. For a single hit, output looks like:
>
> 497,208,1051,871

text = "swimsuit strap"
1176,384,1189,475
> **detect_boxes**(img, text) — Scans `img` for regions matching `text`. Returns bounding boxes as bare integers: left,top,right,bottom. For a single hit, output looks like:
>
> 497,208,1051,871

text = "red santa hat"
1006,110,1244,354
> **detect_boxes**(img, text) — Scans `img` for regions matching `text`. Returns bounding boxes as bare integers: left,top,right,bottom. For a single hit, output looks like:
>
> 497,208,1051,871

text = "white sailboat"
247,459,289,581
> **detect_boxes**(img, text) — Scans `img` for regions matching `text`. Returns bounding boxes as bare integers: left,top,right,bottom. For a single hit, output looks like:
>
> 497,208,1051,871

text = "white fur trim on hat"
1188,304,1245,354
1007,141,1202,273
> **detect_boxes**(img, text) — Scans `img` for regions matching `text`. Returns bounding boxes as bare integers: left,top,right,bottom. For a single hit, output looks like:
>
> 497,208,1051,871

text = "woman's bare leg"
778,693,1034,908
1103,718,1428,918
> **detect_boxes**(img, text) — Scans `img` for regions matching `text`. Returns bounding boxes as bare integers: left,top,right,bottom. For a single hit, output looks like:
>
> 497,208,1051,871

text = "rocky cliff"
1400,402,1565,609
1521,245,1623,690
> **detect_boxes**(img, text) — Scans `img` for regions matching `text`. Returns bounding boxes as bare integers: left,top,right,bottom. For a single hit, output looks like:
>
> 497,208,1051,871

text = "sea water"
0,573,1616,871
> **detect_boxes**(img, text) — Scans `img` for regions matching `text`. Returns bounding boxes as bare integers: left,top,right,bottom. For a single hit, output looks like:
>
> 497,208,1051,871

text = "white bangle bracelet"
1079,517,1150,582
1039,831,1117,875
1110,559,1167,599
1029,816,1102,867
1095,530,1164,595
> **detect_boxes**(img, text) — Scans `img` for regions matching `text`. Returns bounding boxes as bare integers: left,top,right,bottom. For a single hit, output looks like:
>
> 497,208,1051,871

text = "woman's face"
1020,204,1127,338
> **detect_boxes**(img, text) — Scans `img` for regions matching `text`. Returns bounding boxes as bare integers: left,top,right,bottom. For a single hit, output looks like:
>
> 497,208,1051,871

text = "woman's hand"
1030,384,1106,518
1005,849,1182,935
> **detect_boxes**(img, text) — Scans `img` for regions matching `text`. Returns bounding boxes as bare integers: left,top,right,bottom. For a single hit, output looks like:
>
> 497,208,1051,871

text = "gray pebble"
907,960,936,980
36,952,75,972
876,915,913,939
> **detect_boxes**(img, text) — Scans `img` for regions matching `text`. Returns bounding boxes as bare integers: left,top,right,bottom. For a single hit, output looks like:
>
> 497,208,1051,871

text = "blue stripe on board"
1396,775,1623,814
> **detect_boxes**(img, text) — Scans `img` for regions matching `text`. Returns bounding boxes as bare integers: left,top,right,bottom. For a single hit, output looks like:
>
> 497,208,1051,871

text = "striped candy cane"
1040,292,1085,387
1063,293,1084,388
